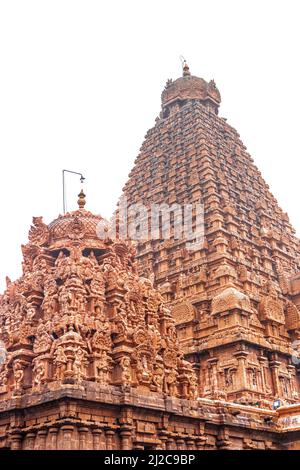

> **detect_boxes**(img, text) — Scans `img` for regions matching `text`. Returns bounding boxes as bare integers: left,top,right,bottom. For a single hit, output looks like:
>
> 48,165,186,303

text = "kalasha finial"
180,56,191,77
183,62,191,77
77,189,86,209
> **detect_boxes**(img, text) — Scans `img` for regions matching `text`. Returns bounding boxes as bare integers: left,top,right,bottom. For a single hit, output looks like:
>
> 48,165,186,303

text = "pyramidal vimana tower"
0,64,300,450
123,62,300,408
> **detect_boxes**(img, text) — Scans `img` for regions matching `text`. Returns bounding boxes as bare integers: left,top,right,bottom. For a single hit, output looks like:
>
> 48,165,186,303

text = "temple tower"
122,63,300,408
0,193,200,449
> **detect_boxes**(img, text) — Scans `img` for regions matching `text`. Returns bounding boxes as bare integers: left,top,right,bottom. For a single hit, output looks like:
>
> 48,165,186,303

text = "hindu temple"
0,64,300,450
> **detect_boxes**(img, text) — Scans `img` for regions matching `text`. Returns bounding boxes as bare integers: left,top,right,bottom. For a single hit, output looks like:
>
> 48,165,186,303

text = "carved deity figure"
95,351,110,384
33,359,46,390
13,360,25,392
0,363,8,388
119,356,132,384
165,369,178,396
73,347,87,381
186,371,198,400
224,368,235,389
42,277,58,316
54,346,67,380
58,285,72,314
152,363,164,392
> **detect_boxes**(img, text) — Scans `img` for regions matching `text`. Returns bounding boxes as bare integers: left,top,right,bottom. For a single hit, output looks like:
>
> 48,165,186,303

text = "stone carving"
94,350,111,383
211,287,253,315
12,360,26,393
53,346,67,381
28,217,50,246
32,359,46,391
285,301,300,331
259,282,285,324
172,302,195,324
119,356,132,385
0,201,195,401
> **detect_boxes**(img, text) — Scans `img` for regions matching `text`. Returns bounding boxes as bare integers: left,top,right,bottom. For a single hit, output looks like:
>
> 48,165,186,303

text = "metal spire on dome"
77,189,86,209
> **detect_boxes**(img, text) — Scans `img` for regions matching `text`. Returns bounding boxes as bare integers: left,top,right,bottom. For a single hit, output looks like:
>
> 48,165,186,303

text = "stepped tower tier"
122,64,300,408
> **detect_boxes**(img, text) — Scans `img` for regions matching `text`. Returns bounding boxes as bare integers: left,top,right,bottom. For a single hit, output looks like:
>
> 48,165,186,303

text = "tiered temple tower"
0,193,203,449
122,63,300,409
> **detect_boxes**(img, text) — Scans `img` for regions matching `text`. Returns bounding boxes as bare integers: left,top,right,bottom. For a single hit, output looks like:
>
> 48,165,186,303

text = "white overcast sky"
0,0,299,292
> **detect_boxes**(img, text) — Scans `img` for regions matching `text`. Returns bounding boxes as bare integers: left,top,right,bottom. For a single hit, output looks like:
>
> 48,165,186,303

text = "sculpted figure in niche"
95,350,110,384
152,362,164,392
94,312,110,335
73,289,85,312
88,272,105,315
80,253,96,280
119,356,132,385
136,354,152,384
165,324,178,348
101,257,121,288
33,323,53,354
73,347,87,382
248,369,257,388
54,251,67,278
22,250,33,274
13,360,25,392
165,369,178,396
33,359,46,391
0,366,8,388
58,285,72,315
11,298,24,323
57,254,75,280
280,377,290,397
224,368,235,389
188,372,198,400
42,278,58,317
54,346,67,380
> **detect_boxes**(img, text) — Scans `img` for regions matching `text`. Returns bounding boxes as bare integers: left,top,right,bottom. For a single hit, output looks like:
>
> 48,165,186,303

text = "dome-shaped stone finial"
77,189,86,210
161,64,221,117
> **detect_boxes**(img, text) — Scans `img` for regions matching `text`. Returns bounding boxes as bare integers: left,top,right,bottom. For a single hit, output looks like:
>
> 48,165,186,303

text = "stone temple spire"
123,66,300,410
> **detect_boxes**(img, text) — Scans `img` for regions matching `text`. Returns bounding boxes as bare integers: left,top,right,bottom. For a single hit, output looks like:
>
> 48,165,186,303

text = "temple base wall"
0,383,299,450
